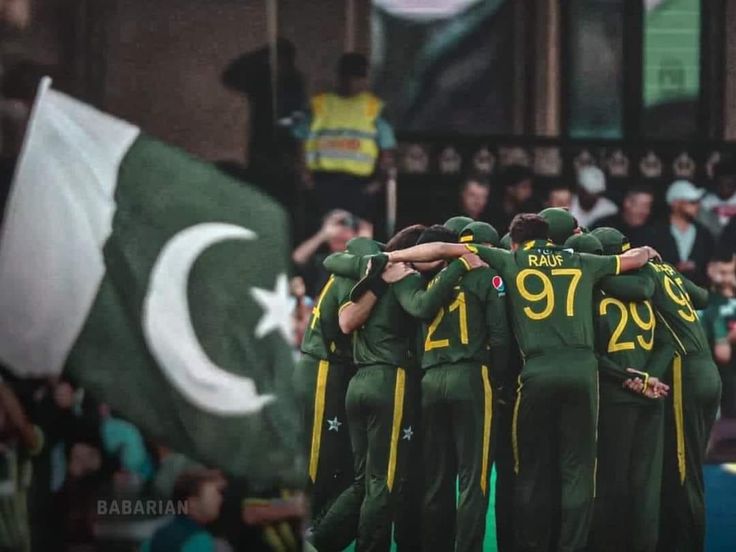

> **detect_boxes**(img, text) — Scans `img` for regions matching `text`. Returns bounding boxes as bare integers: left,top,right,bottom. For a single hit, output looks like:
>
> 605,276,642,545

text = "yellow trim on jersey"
673,354,686,484
464,244,478,254
614,255,621,275
658,311,687,353
311,276,336,330
387,368,406,492
480,365,493,496
338,301,354,315
621,242,631,251
522,241,535,250
593,373,600,498
458,256,472,271
459,234,474,243
308,360,330,482
512,376,523,474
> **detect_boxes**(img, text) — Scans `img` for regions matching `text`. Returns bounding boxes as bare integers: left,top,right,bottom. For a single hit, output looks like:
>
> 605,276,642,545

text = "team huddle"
295,207,721,552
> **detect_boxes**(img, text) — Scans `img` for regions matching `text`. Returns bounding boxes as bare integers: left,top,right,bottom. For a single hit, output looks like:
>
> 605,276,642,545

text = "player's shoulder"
465,266,506,295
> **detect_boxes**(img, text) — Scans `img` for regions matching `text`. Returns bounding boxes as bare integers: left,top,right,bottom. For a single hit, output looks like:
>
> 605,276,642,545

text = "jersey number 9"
663,276,698,323
516,268,582,321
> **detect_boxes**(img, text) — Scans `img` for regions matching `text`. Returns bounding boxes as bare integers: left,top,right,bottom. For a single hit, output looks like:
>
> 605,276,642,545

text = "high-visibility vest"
305,92,383,177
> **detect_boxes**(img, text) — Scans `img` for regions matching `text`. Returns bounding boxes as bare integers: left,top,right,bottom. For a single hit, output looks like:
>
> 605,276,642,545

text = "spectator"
719,216,736,259
488,165,540,233
650,180,714,287
702,159,736,233
141,469,225,552
570,166,618,228
293,52,396,230
0,377,43,552
457,174,490,220
593,184,657,248
152,447,202,500
98,404,155,490
545,180,572,210
292,209,359,297
701,253,736,417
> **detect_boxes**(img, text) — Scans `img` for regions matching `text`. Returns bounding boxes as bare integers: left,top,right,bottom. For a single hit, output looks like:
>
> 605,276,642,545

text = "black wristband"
367,276,389,298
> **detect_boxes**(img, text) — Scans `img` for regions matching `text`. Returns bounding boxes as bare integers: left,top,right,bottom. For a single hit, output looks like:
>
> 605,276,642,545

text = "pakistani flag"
0,78,300,486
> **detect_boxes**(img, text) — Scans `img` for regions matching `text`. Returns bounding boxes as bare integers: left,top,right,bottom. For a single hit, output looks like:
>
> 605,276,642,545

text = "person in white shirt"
570,166,618,228
701,159,736,232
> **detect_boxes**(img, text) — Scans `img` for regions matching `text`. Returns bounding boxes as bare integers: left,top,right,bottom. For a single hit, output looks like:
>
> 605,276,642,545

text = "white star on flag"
402,426,413,441
251,273,294,343
327,417,342,432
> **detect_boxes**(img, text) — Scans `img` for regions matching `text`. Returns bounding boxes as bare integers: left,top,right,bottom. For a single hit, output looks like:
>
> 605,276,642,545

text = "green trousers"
512,349,598,552
311,365,418,552
493,400,516,552
589,400,664,552
658,352,721,552
420,363,494,552
294,355,355,519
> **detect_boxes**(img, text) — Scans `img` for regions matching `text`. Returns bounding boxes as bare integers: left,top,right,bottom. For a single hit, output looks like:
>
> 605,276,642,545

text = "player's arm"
598,272,655,302
617,246,660,273
323,252,369,280
387,242,467,263
680,276,709,309
484,275,511,398
643,316,676,380
392,259,473,320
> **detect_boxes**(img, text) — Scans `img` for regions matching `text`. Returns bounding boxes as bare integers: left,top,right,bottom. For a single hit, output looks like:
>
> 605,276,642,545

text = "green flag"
0,78,300,486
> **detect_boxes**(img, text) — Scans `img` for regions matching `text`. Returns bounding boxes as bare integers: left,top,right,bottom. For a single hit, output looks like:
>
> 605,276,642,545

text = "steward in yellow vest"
294,53,396,224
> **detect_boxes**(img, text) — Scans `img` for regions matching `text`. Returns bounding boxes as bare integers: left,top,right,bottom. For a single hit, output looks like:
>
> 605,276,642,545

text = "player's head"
415,224,458,274
509,213,549,251
459,221,499,247
444,215,474,235
538,207,578,245
591,227,630,255
385,224,427,252
459,174,490,220
499,232,512,251
337,52,369,95
346,237,383,256
564,233,603,255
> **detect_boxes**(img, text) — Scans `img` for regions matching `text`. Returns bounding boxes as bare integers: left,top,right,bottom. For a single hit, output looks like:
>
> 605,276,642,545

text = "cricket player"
311,225,484,552
641,257,721,552
383,213,660,552
419,221,509,552
295,237,383,518
570,228,674,552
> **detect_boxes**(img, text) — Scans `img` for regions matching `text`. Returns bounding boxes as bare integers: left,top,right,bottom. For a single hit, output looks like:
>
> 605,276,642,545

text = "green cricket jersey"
342,259,470,368
643,261,710,355
471,240,620,358
595,291,675,405
300,275,354,363
418,267,510,369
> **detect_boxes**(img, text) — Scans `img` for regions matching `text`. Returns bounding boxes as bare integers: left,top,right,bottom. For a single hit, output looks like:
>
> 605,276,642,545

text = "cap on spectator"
577,166,606,194
564,233,603,255
538,207,577,245
338,53,368,78
499,232,512,250
444,215,474,234
666,180,705,205
591,227,630,255
460,222,499,247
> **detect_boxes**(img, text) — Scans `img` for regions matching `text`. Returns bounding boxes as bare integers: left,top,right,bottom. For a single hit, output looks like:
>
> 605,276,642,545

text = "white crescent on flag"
142,222,275,415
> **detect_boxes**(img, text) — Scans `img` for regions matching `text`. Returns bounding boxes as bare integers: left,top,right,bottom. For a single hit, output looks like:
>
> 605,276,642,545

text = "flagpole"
266,0,278,125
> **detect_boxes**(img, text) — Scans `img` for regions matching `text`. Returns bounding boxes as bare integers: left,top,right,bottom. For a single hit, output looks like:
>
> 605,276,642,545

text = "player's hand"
623,377,645,394
645,246,662,262
461,253,487,270
382,262,415,283
647,377,670,398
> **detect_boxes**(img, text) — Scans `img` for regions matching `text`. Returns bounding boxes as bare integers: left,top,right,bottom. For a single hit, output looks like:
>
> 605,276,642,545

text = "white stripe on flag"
0,78,140,377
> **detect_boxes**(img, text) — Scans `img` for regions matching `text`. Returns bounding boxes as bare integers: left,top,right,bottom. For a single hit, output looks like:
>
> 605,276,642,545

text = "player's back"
500,241,619,358
301,275,353,363
644,261,709,355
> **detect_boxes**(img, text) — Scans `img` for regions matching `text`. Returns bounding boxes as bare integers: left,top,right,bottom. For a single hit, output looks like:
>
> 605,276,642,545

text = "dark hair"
385,224,427,252
416,224,458,246
172,469,221,504
462,172,491,190
499,165,533,189
625,183,654,197
712,245,735,264
338,53,368,78
510,213,549,244
545,178,570,193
